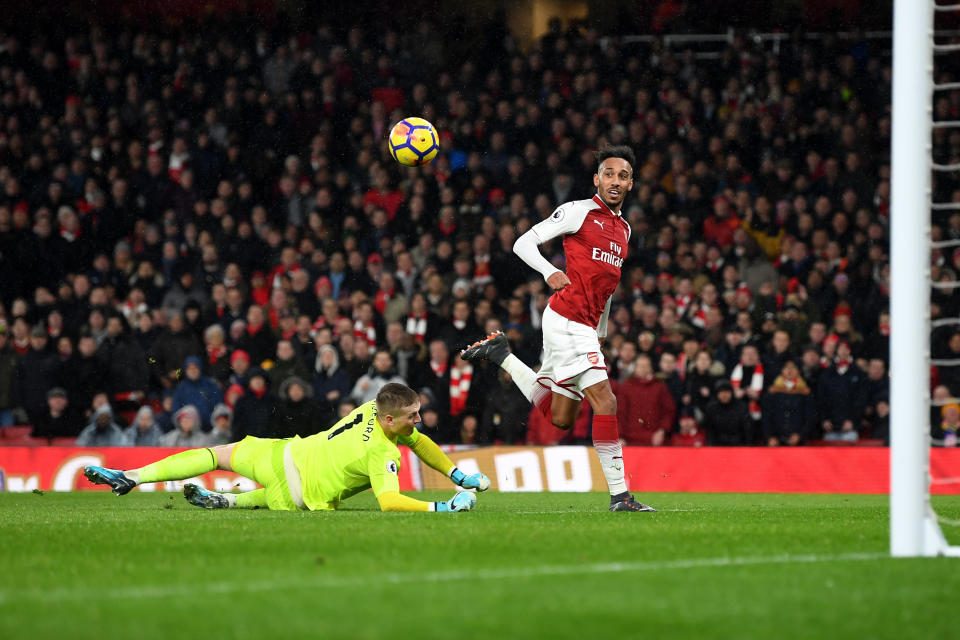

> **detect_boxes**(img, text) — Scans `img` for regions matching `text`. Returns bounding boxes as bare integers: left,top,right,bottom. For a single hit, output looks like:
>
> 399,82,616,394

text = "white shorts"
536,304,608,401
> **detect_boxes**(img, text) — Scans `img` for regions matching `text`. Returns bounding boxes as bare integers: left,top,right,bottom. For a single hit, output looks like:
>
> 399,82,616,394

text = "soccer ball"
387,117,439,166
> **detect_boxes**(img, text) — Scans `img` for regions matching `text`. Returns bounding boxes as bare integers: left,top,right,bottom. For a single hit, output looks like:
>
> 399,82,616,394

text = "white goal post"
889,0,959,557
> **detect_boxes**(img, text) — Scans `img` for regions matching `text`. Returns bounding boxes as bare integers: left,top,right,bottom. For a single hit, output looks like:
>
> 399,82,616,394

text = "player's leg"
548,389,581,428
461,332,541,400
581,379,655,512
84,445,228,496
182,440,269,510
461,332,555,417
183,484,266,509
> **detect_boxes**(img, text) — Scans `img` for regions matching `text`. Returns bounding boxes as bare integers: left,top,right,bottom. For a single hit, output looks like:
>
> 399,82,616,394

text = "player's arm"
399,429,490,491
513,203,588,289
370,448,477,513
376,490,475,513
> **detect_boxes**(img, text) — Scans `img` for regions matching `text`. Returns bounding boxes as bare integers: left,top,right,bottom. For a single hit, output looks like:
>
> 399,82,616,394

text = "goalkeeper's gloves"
435,491,476,512
450,467,491,491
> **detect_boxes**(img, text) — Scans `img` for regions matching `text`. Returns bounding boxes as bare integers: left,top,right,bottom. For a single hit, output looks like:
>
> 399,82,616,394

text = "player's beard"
600,187,625,211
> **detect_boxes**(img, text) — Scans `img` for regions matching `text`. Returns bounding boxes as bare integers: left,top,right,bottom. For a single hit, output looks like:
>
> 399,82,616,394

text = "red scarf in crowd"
353,320,377,347
407,312,428,343
731,362,764,420
430,358,447,377
207,344,227,365
449,364,472,416
374,288,394,315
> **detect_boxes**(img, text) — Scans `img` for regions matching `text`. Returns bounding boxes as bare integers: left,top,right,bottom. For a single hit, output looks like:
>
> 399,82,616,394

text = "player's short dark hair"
376,383,418,415
596,145,636,173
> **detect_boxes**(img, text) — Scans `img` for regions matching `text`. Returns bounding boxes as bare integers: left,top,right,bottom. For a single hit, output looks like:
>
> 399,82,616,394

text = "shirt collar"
592,194,621,218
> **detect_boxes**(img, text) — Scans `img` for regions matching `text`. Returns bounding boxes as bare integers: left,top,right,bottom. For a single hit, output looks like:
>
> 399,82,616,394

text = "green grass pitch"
1,491,959,640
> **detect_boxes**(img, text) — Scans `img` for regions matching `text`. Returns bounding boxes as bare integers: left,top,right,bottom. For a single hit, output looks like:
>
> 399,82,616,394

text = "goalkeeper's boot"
184,483,229,509
609,492,657,512
83,465,137,496
460,331,510,366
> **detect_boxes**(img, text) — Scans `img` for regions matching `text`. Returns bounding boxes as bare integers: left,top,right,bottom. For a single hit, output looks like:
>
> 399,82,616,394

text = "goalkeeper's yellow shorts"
230,436,299,511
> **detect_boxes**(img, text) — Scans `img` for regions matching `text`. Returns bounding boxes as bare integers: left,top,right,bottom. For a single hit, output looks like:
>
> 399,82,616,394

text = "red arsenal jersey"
530,195,631,328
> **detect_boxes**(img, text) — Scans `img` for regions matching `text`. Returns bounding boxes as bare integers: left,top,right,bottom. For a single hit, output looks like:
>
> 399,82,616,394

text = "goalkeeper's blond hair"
376,383,419,416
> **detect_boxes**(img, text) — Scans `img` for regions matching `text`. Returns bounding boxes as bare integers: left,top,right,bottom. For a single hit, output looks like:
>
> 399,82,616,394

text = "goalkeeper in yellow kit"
83,384,489,512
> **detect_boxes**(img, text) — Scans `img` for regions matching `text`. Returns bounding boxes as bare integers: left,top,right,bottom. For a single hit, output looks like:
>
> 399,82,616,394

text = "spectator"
207,403,235,446
0,326,19,428
32,387,79,440
238,305,276,366
405,292,441,345
269,376,324,438
762,360,815,446
160,405,208,447
124,405,163,446
229,349,252,387
611,340,638,383
730,343,764,427
149,311,203,387
172,356,223,430
762,330,795,388
96,313,149,404
817,341,867,442
616,354,676,446
936,403,960,447
224,384,245,411
658,351,684,418
76,404,127,447
702,380,753,445
203,324,232,385
232,369,276,440
457,413,480,445
313,344,351,421
683,350,721,420
862,358,889,432
670,408,706,447
388,323,427,385
16,325,59,426
270,339,312,389
868,394,890,445
703,196,741,250
155,391,176,433
439,299,481,351
799,346,823,390
413,339,452,421
478,370,531,444
351,349,406,405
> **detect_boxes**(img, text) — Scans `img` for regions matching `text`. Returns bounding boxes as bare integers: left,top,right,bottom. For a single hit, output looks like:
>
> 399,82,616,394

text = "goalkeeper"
84,383,489,513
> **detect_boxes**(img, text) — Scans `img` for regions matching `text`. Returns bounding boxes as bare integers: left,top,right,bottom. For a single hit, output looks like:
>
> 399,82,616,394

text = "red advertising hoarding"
2,446,960,495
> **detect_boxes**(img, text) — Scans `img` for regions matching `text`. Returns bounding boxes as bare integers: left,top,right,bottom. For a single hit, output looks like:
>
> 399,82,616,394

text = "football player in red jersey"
462,145,655,512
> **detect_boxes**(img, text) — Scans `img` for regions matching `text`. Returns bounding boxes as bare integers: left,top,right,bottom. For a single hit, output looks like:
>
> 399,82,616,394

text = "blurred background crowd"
0,1,958,448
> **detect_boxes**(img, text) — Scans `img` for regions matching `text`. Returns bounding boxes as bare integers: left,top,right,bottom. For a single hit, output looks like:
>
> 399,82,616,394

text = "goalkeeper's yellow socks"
128,448,218,484
235,489,267,509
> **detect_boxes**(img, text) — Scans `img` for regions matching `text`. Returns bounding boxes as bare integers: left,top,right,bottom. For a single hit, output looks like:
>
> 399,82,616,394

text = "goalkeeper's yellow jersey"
288,400,418,511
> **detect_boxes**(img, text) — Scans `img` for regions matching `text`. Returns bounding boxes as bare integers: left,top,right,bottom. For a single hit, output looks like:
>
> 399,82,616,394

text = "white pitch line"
0,552,893,606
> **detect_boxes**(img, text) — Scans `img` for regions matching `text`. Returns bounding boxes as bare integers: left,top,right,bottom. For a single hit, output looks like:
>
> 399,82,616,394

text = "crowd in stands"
0,13,958,448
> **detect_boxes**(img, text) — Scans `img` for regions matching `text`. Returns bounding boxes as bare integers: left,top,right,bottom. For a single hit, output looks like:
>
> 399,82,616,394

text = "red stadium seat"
51,437,78,446
1,426,33,440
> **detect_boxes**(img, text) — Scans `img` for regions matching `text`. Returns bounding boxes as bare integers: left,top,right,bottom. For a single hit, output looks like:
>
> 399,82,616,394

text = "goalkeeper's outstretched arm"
401,429,491,491
376,490,474,513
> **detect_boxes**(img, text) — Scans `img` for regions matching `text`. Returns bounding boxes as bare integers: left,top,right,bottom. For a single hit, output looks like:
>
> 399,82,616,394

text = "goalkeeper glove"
450,467,491,491
435,491,476,512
